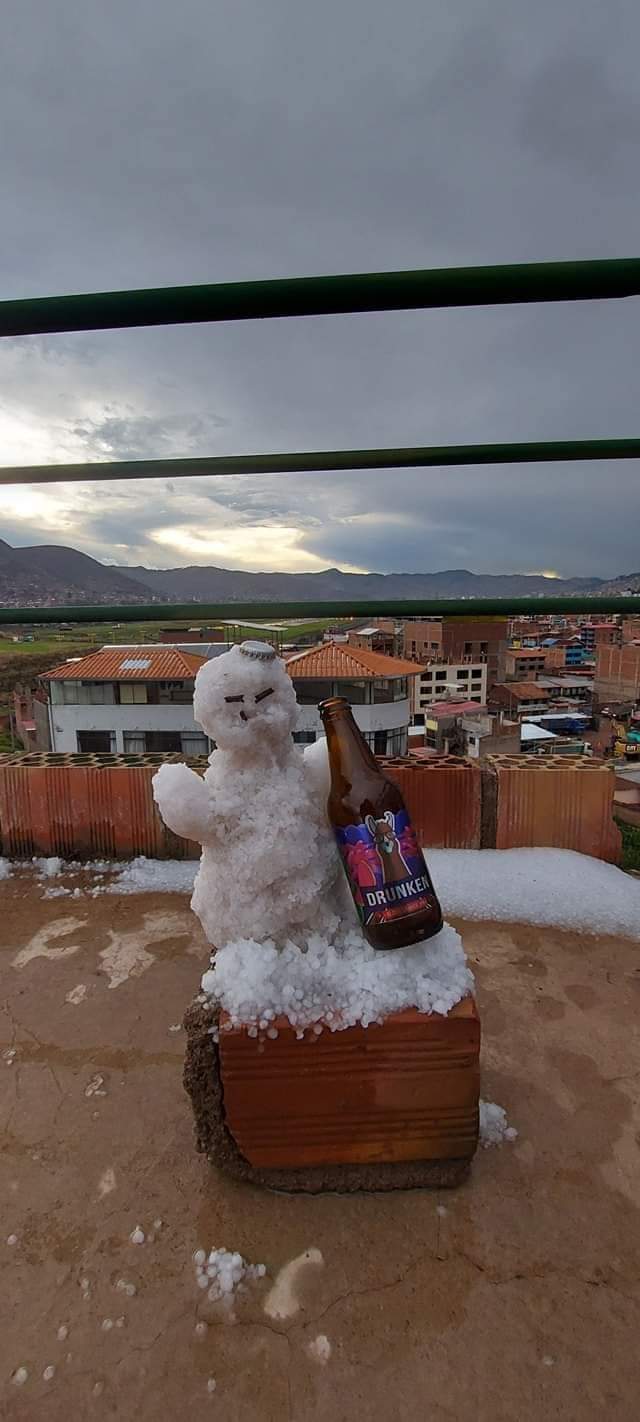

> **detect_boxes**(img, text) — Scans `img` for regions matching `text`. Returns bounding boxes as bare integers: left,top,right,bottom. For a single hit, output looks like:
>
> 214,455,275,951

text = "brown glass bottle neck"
320,700,380,783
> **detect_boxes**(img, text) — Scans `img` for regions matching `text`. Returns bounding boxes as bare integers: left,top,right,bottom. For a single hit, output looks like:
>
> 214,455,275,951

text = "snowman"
152,641,351,948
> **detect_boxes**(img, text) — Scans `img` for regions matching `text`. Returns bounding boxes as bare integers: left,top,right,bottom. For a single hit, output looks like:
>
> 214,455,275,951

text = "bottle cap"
239,640,277,661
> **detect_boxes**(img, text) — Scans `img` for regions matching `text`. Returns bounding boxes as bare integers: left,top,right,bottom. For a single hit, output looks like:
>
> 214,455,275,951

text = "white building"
41,645,212,754
286,641,421,756
411,660,488,719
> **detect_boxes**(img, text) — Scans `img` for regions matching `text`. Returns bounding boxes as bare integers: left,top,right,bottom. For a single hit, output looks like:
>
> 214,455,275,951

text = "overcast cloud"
1,0,639,578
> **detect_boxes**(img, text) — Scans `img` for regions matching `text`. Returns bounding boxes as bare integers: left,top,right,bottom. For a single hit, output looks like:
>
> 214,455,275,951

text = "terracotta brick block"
488,755,621,862
380,756,482,848
0,758,201,859
219,999,480,1169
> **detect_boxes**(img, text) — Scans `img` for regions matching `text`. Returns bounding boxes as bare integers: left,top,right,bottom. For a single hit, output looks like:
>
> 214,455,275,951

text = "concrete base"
183,999,480,1192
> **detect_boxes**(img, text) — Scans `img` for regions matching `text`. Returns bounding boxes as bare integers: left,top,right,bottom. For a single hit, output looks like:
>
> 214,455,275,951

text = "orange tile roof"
285,641,423,680
41,647,207,682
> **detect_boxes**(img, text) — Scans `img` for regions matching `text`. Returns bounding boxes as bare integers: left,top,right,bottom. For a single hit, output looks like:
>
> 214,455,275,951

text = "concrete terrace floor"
1,870,640,1422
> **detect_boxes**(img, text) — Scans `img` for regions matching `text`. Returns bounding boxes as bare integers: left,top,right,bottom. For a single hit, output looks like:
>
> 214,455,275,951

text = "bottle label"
335,808,437,926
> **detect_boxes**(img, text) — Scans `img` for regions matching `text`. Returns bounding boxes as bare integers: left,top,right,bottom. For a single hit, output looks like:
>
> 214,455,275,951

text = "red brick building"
441,617,508,690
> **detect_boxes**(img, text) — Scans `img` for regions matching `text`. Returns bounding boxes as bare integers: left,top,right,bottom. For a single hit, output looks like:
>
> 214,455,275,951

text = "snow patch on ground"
7,847,640,942
479,1100,518,1148
307,1334,332,1365
193,1247,266,1305
106,857,197,895
203,922,473,1033
429,847,640,940
33,856,64,878
264,1249,324,1321
25,847,637,941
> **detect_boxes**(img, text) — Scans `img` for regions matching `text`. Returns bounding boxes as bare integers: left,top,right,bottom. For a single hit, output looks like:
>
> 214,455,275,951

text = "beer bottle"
319,697,443,950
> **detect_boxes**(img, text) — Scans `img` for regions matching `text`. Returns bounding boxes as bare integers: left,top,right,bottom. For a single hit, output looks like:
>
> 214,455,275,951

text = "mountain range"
1,537,639,609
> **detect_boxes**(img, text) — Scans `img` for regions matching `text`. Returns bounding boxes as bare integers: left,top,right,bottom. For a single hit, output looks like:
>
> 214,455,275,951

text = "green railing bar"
3,436,640,486
2,257,640,338
2,597,640,626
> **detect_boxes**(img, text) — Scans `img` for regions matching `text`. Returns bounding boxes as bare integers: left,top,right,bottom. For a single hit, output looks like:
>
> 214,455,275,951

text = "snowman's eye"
255,687,274,703
224,694,244,703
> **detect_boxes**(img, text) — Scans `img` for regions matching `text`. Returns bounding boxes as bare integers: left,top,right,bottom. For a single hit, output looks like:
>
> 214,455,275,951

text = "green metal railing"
2,597,640,626
2,256,640,337
2,436,640,487
1,255,639,621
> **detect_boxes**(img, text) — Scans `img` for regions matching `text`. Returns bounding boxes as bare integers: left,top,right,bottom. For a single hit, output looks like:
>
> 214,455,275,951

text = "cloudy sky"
1,0,640,579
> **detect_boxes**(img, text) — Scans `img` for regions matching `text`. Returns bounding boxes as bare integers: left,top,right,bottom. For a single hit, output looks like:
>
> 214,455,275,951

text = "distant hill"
1,535,638,608
595,572,640,596
120,562,605,602
0,539,152,608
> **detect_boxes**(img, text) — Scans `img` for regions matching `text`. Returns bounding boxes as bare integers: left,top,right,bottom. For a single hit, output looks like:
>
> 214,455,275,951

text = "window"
181,733,209,756
456,669,468,680
77,730,115,752
61,680,114,705
386,727,408,755
480,642,488,653
292,730,316,744
373,729,388,756
373,679,394,703
435,670,446,681
119,683,147,704
154,680,194,705
430,642,439,651
393,678,408,701
464,642,473,654
123,732,146,754
144,731,182,752
293,679,332,706
339,680,369,705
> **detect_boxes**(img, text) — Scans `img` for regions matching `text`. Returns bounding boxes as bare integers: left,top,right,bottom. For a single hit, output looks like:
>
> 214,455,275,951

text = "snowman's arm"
152,762,214,844
302,735,331,812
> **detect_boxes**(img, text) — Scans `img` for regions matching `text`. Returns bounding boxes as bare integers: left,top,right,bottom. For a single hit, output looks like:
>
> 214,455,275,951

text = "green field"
0,616,342,659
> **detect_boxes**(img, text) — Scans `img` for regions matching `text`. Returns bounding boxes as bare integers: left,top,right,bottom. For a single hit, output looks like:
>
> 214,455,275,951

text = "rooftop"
537,676,595,690
520,722,558,741
41,645,208,682
285,640,422,680
507,647,547,657
493,682,551,699
422,699,486,718
2,856,640,1419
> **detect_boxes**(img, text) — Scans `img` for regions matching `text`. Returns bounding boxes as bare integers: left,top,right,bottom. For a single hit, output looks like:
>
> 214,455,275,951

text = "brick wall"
0,750,621,863
595,644,640,704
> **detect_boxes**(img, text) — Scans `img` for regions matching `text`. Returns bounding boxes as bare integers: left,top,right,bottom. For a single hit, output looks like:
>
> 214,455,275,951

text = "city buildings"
595,644,640,707
459,711,520,757
285,641,420,754
401,619,443,660
504,648,548,680
415,699,485,753
489,682,551,718
536,675,594,704
348,623,397,656
579,622,622,652
411,660,488,717
40,646,211,754
441,616,508,687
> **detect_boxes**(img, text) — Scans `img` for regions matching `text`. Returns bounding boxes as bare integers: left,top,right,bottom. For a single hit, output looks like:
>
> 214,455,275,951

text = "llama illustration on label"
334,808,437,926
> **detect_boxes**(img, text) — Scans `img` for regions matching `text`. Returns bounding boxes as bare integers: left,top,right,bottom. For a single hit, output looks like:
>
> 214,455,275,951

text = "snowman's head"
193,641,298,753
